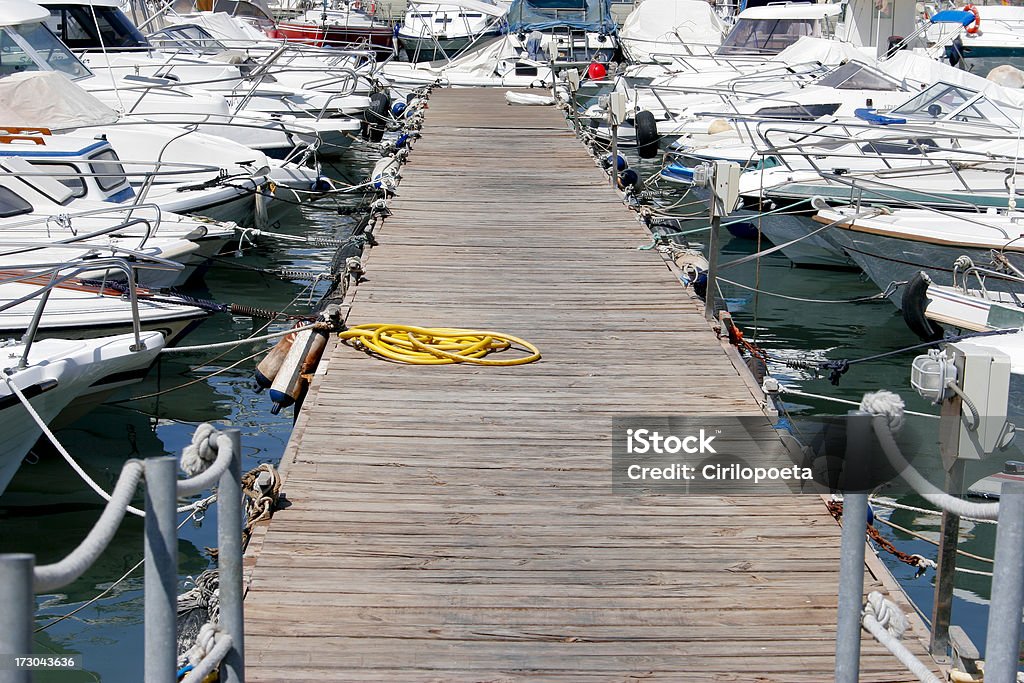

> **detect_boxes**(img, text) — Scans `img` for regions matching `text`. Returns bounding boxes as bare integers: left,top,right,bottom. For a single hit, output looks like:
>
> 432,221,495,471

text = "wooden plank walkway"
243,89,938,681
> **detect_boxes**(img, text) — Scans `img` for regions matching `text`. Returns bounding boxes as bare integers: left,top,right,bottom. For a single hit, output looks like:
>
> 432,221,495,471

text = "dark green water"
0,135,1001,680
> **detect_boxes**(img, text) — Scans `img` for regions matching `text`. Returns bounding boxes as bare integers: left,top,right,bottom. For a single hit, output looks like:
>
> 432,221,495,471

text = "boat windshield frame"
715,17,827,56
147,24,229,55
0,22,93,80
891,81,1018,129
45,6,151,52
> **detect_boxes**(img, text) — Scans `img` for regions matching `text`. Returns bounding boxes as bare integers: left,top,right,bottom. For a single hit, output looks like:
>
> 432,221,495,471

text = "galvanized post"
703,213,721,322
218,429,245,683
609,123,619,190
931,388,965,661
834,411,872,683
0,554,35,683
983,481,1024,683
144,456,178,683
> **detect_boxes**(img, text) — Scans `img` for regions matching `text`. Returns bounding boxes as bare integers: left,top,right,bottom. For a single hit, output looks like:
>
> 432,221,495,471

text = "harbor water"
0,142,1000,680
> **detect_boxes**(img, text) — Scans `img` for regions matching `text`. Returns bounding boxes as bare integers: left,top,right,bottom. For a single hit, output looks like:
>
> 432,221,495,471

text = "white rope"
862,591,942,683
860,391,1001,520
180,625,233,683
776,385,938,419
177,430,234,497
3,374,147,518
860,390,907,435
181,423,219,477
3,376,228,516
869,497,997,525
33,460,144,593
160,323,318,354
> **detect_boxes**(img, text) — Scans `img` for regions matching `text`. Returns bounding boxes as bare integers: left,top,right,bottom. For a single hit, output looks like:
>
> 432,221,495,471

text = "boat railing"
0,216,158,256
0,200,167,241
0,255,184,366
953,261,1024,301
817,172,997,218
0,424,245,683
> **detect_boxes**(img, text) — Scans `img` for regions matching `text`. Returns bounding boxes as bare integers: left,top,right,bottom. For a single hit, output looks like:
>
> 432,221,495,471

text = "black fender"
363,92,391,143
634,110,660,159
901,271,944,342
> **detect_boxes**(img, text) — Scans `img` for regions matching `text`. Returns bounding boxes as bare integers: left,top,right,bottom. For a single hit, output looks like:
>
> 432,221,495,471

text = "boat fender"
391,101,407,117
255,323,302,391
605,154,627,172
587,62,606,80
745,355,767,386
269,327,329,414
900,271,944,342
725,221,759,240
634,110,660,159
947,36,964,66
363,92,391,143
692,271,708,300
311,176,333,193
617,168,639,190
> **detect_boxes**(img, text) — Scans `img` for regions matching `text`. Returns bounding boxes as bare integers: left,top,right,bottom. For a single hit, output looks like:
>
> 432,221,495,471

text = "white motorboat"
0,259,211,343
815,205,1024,298
0,0,359,157
618,0,725,64
397,0,509,62
0,329,165,494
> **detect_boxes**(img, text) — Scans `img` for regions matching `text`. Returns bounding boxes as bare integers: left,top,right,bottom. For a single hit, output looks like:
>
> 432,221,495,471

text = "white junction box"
948,341,1011,459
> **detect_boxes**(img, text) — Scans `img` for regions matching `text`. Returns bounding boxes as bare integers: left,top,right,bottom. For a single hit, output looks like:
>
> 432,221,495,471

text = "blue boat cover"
929,9,976,26
505,0,616,34
854,108,907,125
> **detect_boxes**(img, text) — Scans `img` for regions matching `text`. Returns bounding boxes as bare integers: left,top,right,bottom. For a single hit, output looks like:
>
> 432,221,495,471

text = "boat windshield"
716,18,821,56
814,61,901,91
148,25,228,55
946,95,1017,128
891,82,978,119
45,6,150,51
0,23,92,80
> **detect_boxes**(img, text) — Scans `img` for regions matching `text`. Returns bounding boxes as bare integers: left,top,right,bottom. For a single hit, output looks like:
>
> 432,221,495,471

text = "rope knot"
181,423,220,477
859,390,906,435
863,591,907,640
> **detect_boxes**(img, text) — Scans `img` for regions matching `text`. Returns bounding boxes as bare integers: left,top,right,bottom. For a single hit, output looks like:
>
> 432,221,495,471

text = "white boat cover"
879,51,1024,109
766,36,873,68
165,12,268,42
619,0,726,63
0,72,119,129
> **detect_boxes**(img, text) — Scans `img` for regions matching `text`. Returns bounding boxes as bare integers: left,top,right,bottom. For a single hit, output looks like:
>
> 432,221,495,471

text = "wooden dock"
243,89,939,681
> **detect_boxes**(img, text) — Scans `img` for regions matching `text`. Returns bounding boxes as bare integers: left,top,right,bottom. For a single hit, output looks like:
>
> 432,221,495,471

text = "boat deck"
242,89,939,681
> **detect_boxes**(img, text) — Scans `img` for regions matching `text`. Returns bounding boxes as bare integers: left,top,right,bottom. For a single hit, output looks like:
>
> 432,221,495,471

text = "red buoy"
587,62,607,80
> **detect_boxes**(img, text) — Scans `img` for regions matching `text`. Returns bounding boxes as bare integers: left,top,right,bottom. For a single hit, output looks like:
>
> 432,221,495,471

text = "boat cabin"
0,0,91,79
716,3,842,56
0,132,134,206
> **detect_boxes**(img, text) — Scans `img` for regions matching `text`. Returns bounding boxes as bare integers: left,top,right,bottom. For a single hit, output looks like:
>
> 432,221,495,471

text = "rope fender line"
339,324,541,366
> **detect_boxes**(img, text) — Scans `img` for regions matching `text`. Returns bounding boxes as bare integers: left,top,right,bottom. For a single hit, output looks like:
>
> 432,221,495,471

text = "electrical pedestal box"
948,341,1012,460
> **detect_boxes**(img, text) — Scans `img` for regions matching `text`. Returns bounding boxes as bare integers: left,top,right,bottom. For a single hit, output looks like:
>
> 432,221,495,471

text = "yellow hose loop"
339,324,541,366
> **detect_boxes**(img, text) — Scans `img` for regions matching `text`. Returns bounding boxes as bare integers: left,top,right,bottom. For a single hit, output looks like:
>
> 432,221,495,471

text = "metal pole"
703,214,721,322
0,554,35,683
835,411,872,683
610,123,619,190
932,388,964,661
983,481,1024,683
218,429,245,683
144,456,178,683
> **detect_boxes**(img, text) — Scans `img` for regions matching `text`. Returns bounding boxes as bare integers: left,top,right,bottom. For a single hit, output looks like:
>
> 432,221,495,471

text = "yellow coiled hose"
339,324,541,366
